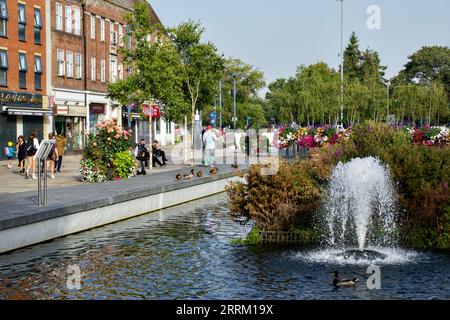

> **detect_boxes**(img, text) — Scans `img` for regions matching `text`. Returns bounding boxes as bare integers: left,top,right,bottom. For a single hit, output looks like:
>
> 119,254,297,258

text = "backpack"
4,147,10,156
25,139,36,153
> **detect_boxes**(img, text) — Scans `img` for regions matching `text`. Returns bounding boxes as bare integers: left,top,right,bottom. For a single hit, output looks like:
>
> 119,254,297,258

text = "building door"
0,113,16,160
22,116,43,142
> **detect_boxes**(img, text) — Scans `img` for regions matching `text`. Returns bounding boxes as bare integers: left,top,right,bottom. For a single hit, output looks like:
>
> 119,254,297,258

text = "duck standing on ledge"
183,169,195,180
332,271,358,287
197,170,203,178
209,167,218,176
175,174,182,181
231,163,239,170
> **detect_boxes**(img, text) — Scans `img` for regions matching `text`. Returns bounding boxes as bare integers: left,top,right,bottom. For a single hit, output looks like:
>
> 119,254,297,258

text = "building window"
109,57,116,83
90,57,96,80
118,25,123,47
73,7,80,35
19,52,27,89
100,18,105,42
110,21,117,45
66,51,73,78
100,59,105,82
90,15,95,39
57,49,65,76
126,25,131,49
55,3,63,31
118,63,123,80
18,3,26,41
34,55,42,90
0,49,7,86
0,0,7,38
34,8,42,44
65,6,72,33
75,53,82,79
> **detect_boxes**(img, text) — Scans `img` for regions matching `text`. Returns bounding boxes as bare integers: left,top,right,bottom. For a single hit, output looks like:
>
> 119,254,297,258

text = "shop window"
0,49,7,86
19,52,27,89
18,4,26,41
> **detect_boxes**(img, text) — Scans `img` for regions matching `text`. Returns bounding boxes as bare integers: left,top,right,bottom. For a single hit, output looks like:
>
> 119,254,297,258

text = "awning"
5,107,53,116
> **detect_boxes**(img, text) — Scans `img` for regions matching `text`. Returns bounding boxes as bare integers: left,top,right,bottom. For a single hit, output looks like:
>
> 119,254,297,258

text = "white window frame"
100,59,105,82
109,56,117,83
56,49,65,76
65,6,72,33
75,53,82,79
118,63,123,80
90,15,95,39
100,18,105,42
73,7,80,35
118,25,123,47
110,21,116,45
90,57,96,80
56,3,63,31
66,51,73,78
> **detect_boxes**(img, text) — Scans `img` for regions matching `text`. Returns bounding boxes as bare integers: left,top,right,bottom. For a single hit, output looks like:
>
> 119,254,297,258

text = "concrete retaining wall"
0,176,241,254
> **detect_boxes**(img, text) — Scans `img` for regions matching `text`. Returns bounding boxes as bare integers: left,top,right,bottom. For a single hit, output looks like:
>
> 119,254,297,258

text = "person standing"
5,141,16,169
46,133,58,179
202,125,219,167
16,136,27,174
55,133,67,173
25,130,40,179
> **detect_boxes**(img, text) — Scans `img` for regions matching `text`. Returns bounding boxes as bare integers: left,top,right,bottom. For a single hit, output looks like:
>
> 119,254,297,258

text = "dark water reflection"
0,194,449,300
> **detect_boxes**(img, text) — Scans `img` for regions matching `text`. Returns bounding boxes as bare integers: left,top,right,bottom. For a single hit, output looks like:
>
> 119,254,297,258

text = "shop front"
0,91,49,159
54,104,86,154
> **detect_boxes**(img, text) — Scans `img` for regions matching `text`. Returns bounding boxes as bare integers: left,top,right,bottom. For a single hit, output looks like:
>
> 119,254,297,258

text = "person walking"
202,125,220,167
16,136,27,174
4,141,16,169
54,132,67,173
46,133,58,179
25,130,40,179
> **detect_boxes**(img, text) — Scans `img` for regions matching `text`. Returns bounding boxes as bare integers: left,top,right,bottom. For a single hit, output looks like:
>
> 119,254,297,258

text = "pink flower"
114,133,121,139
92,142,97,147
124,136,128,140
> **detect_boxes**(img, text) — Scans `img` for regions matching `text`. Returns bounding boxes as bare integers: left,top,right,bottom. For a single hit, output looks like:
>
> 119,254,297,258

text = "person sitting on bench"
152,139,168,167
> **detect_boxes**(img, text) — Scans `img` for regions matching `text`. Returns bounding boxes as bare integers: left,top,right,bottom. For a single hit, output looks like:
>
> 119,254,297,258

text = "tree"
168,20,224,164
107,1,187,123
343,32,362,82
398,46,450,92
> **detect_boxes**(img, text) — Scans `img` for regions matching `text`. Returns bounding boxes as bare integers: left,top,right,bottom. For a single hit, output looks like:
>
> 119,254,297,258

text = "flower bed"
274,125,351,150
80,119,137,183
404,126,450,146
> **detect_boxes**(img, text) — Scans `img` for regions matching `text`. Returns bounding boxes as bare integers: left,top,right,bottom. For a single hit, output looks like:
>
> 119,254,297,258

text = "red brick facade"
0,0,47,95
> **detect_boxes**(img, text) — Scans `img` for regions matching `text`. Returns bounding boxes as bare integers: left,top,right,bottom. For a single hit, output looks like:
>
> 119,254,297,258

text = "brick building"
0,0,50,159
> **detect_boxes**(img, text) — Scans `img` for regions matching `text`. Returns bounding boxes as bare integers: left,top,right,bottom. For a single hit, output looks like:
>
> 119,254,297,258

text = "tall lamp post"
386,80,390,124
337,0,344,127
233,75,237,165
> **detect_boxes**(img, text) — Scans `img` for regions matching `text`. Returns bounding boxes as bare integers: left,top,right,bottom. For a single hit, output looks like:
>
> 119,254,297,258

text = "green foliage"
231,226,262,245
81,119,135,182
113,151,137,179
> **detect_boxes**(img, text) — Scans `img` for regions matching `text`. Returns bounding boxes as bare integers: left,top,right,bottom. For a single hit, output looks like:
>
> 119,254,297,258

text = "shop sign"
56,105,69,115
90,104,105,114
0,91,42,108
69,106,87,117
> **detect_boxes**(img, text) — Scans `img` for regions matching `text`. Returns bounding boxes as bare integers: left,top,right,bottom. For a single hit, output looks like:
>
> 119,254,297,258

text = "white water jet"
324,157,397,250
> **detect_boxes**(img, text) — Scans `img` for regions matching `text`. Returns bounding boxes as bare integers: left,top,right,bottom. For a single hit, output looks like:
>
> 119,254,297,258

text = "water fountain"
297,157,417,265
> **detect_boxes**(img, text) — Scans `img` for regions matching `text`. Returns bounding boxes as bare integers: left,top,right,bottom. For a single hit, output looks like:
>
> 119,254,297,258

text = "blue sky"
150,0,450,89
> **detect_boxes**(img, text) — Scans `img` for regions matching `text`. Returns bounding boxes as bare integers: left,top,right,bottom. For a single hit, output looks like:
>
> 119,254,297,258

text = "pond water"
0,194,449,300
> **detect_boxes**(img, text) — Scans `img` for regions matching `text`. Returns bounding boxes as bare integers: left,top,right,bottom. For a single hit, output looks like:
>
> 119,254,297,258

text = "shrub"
81,119,134,182
112,151,138,179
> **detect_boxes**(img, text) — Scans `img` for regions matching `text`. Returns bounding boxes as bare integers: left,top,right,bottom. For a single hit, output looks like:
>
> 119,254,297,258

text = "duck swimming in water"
332,271,358,287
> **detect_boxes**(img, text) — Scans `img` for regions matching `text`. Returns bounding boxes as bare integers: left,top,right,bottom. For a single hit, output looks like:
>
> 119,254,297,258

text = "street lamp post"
337,0,344,127
219,80,222,130
386,80,390,124
233,75,237,165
